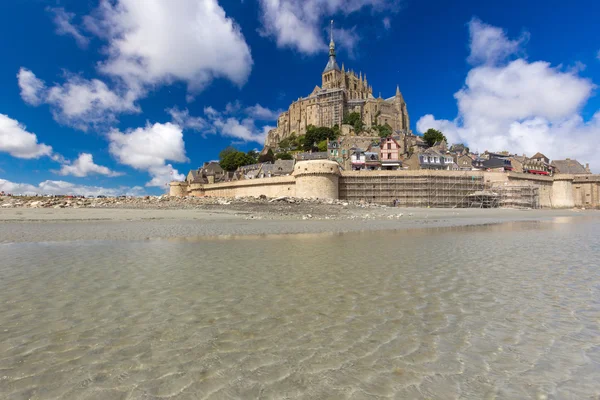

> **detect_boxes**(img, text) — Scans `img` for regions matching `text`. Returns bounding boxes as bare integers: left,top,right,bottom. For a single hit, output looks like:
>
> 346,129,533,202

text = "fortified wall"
170,161,598,209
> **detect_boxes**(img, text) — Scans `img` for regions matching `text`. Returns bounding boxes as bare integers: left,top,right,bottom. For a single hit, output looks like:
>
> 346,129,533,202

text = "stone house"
364,151,381,170
418,149,453,170
295,152,329,161
350,148,366,170
455,154,474,170
186,161,226,185
379,136,403,170
257,160,295,178
551,159,591,174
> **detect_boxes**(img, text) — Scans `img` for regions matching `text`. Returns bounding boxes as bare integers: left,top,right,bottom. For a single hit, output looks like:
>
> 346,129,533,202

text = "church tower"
322,21,341,89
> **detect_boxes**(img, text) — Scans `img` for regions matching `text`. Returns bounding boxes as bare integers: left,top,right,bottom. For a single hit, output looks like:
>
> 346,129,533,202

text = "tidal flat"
0,208,599,399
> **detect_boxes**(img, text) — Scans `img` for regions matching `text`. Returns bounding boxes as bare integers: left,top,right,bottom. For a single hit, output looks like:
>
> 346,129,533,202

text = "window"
388,153,392,159
387,144,391,150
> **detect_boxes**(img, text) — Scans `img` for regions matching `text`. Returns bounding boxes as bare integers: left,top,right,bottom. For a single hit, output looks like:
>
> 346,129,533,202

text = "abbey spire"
323,20,340,73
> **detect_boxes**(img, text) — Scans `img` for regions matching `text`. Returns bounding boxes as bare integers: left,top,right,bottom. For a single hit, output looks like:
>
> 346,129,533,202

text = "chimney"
586,163,590,173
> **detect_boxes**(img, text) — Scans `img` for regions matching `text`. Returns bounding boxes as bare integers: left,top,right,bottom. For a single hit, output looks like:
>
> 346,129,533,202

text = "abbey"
264,25,410,148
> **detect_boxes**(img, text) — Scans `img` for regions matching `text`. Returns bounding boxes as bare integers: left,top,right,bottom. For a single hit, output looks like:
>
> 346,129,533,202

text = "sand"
0,206,596,243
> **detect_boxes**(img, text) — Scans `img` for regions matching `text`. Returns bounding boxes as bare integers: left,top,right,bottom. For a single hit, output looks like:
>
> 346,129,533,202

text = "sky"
0,0,599,195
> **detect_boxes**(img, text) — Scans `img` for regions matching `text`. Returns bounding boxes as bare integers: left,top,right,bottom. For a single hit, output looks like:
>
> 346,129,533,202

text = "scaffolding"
338,174,540,209
339,173,485,208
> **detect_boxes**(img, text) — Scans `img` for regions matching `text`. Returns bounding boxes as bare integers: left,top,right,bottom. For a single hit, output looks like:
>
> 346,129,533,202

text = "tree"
423,128,447,147
278,138,291,150
219,150,257,171
317,139,328,152
276,152,293,160
219,146,237,161
343,112,365,134
247,150,259,163
258,148,275,163
303,125,337,151
374,123,393,138
343,112,361,126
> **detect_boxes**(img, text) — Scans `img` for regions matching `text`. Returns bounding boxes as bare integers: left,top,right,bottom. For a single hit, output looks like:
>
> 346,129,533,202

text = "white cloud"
58,153,122,177
0,179,145,196
213,117,273,143
167,107,207,131
17,68,46,106
416,19,600,171
200,105,276,143
86,0,252,97
0,114,53,159
245,104,282,120
48,7,90,48
108,122,187,187
258,0,400,54
18,68,139,131
467,18,529,66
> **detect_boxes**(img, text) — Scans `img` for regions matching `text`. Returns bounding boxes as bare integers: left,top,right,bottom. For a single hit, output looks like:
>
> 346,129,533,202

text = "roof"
483,158,511,169
551,159,589,174
296,152,328,160
260,159,295,176
531,152,549,160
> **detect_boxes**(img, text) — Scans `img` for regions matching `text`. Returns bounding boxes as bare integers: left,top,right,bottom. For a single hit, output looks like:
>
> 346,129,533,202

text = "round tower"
551,174,575,208
169,181,188,197
292,160,341,200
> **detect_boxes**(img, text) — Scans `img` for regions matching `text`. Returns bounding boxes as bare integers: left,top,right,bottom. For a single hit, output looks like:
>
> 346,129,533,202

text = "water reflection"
1,218,599,399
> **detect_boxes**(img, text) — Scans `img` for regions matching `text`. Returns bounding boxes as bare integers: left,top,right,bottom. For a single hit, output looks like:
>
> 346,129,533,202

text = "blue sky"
1,0,599,195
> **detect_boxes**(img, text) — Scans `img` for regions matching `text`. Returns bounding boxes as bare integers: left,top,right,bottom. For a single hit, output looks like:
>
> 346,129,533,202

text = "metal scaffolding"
338,174,540,209
339,173,485,208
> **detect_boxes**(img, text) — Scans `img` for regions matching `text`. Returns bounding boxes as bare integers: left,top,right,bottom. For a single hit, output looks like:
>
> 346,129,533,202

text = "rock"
30,201,43,208
269,196,289,202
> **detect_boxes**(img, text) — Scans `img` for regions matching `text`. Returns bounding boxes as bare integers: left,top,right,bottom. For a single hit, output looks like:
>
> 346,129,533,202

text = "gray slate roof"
551,159,589,174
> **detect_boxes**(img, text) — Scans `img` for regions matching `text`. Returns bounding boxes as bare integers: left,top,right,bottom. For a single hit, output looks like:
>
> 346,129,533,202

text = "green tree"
374,123,393,138
423,128,447,147
220,150,257,171
258,148,275,163
303,125,337,151
278,138,291,150
317,139,328,152
247,150,259,163
219,146,237,161
276,152,293,160
343,112,361,126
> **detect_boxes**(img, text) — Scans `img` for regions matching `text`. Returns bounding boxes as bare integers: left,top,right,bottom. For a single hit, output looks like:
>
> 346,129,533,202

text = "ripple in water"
1,218,599,399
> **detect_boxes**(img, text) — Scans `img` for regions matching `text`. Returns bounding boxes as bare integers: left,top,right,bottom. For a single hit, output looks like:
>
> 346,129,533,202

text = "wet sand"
0,207,595,243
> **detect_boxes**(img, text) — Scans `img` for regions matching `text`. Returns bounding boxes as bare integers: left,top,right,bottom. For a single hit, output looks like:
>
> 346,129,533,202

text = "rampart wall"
170,161,595,209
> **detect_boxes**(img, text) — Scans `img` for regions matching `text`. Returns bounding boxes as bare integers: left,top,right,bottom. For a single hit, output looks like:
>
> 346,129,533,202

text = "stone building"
264,25,410,148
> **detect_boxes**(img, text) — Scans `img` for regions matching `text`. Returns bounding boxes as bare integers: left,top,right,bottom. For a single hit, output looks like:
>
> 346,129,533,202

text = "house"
455,154,473,170
418,148,453,170
327,140,341,162
379,136,403,170
295,152,328,161
508,155,527,173
350,148,366,170
530,152,550,164
480,158,512,172
237,163,265,179
450,144,468,155
551,159,591,174
257,160,295,178
431,139,448,152
364,151,381,170
186,161,227,185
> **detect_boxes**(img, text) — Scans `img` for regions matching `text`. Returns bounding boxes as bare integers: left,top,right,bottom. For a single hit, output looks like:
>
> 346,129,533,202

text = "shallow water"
1,218,599,399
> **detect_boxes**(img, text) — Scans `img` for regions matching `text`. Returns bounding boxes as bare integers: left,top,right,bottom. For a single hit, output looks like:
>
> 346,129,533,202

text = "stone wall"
170,162,593,209
573,175,600,208
200,176,296,198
